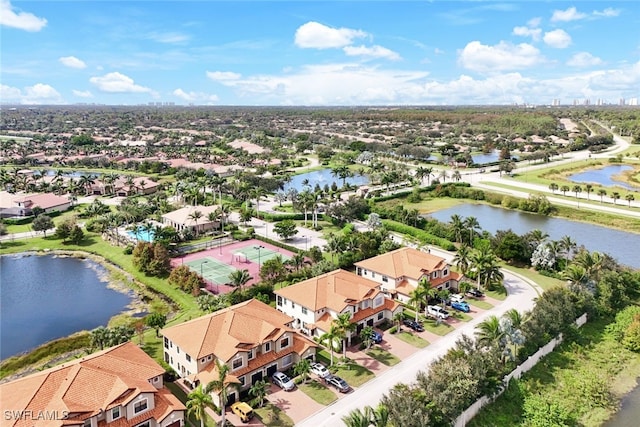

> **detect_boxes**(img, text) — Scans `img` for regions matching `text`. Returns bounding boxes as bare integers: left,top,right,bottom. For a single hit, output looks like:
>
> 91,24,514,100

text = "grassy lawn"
378,196,465,214
502,265,565,292
466,298,494,310
165,382,217,427
449,311,472,322
299,380,338,405
331,361,375,387
395,331,429,348
485,287,507,300
254,403,295,427
4,205,89,234
365,347,401,366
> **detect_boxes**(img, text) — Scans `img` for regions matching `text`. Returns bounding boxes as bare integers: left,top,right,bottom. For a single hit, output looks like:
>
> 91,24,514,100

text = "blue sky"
1,1,639,106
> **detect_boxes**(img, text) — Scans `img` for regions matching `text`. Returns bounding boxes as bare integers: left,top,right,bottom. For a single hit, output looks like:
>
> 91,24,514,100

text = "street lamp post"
200,260,209,291
254,245,264,267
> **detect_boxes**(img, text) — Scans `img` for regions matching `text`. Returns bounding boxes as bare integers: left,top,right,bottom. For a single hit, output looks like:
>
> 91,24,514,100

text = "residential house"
274,269,402,338
354,247,461,303
0,191,71,218
160,205,219,235
0,342,185,427
160,299,317,406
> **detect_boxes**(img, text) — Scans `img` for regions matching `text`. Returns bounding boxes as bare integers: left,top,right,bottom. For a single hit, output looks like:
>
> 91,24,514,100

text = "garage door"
251,371,263,385
266,364,278,377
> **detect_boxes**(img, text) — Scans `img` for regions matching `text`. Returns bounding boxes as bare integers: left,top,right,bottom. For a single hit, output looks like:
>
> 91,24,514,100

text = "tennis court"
233,244,291,266
185,256,237,285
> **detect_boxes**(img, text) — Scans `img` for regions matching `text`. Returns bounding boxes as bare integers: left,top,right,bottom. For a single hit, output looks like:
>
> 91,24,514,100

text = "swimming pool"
127,228,155,242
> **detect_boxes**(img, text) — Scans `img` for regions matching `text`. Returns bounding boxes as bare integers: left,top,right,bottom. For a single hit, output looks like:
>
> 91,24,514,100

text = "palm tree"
451,170,462,182
371,404,389,427
228,269,251,293
324,233,345,263
293,358,312,383
438,169,448,182
548,183,558,193
612,192,621,205
527,229,549,248
408,286,427,322
342,407,374,427
205,360,234,427
393,311,404,333
415,166,433,185
319,325,341,366
249,380,268,408
334,312,356,358
559,235,576,260
585,184,593,200
464,216,481,245
626,193,635,207
453,244,472,277
560,185,570,196
476,315,505,348
186,384,213,427
189,210,203,236
449,214,465,244
572,184,582,199
598,188,607,203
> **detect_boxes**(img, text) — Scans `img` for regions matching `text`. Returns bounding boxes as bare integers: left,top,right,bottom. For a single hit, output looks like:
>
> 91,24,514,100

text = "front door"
266,364,278,377
227,392,236,405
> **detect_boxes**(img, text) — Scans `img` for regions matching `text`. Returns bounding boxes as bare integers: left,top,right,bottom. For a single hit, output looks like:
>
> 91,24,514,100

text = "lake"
568,165,639,191
0,254,133,360
428,204,640,269
284,168,369,192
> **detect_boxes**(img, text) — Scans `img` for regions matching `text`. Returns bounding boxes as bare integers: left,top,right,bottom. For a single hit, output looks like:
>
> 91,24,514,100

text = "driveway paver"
266,383,324,424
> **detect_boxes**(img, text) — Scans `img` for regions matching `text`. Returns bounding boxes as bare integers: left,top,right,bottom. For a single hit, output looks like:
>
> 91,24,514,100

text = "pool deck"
170,239,296,295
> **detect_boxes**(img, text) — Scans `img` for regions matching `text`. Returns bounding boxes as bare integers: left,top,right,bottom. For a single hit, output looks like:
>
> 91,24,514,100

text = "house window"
277,296,283,306
445,282,450,288
136,422,150,427
282,354,293,367
207,355,213,361
164,337,169,349
264,342,271,352
248,349,254,360
302,307,308,315
186,354,191,362
378,312,384,320
291,302,296,309
239,376,245,386
362,300,369,309
382,276,388,283
232,358,243,370
372,272,376,278
432,271,438,278
443,269,449,276
280,337,290,349
176,346,180,354
111,407,120,420
83,419,91,427
134,399,148,414
374,296,383,307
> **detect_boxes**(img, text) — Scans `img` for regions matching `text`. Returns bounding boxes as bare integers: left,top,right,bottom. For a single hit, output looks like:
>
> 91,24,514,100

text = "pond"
284,168,369,192
568,165,639,191
428,204,640,269
0,253,134,360
603,381,640,427
471,150,519,165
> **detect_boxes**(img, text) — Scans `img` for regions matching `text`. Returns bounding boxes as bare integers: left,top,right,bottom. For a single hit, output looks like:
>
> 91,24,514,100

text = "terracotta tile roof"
274,269,381,312
355,247,449,281
96,388,185,427
232,335,316,377
314,313,334,333
351,299,401,323
14,193,70,210
0,343,171,427
161,299,297,361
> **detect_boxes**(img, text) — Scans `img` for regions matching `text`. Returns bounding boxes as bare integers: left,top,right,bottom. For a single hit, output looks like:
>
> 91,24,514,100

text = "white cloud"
458,41,545,73
146,31,190,44
567,52,603,67
434,48,445,55
527,17,542,27
72,89,93,98
0,0,47,32
89,72,153,93
343,45,401,61
593,8,620,18
551,7,587,22
544,29,572,48
294,21,368,49
0,83,63,104
206,71,241,82
173,88,219,103
59,56,87,69
513,26,542,41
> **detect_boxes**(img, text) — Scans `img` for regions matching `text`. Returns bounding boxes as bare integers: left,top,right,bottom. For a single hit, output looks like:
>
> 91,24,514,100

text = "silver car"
272,371,295,391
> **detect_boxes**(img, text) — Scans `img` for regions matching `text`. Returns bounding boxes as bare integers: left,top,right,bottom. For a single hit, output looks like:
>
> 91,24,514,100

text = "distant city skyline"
1,1,639,106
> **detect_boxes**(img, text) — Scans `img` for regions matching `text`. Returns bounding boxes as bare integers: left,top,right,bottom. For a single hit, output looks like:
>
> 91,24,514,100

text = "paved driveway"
378,330,421,359
266,383,324,424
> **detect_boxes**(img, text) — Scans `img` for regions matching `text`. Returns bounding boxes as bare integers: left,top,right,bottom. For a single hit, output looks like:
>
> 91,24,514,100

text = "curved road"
297,268,540,427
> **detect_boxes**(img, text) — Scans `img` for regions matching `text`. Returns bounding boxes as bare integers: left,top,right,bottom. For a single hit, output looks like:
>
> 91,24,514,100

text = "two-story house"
0,342,185,427
160,299,317,406
354,247,462,304
274,269,402,339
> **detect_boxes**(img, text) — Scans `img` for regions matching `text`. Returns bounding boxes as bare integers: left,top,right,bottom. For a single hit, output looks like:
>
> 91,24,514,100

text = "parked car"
467,288,484,298
363,329,382,344
451,301,471,313
450,293,465,303
272,372,295,391
310,362,330,379
427,305,450,319
403,319,424,332
325,374,351,393
231,402,254,423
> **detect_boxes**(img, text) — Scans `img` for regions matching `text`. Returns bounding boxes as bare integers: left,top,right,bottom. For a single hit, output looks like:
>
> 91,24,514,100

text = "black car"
325,375,351,393
403,319,424,332
467,288,484,298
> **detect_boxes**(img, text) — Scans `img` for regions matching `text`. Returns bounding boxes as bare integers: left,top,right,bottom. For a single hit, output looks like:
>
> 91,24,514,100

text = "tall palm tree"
249,380,268,408
626,193,635,207
451,170,462,182
205,360,234,427
548,183,558,193
464,216,481,245
438,169,448,182
188,210,203,236
334,312,356,358
585,184,593,200
612,192,621,205
453,244,472,277
559,235,576,260
598,188,607,203
371,404,389,427
319,325,341,366
228,269,251,293
293,358,312,384
408,286,427,322
342,407,374,427
393,311,404,333
449,214,465,244
186,384,213,427
475,315,505,348
572,184,582,199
